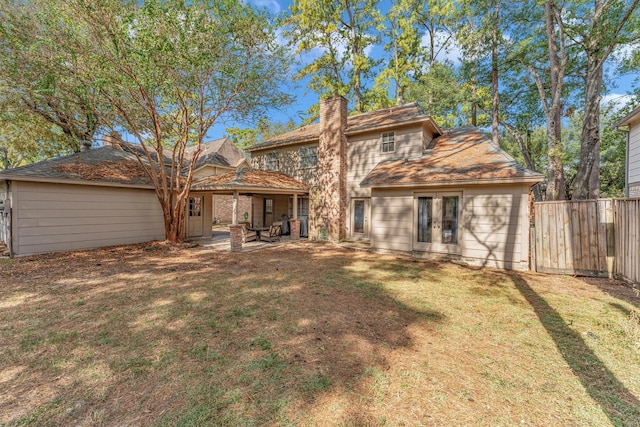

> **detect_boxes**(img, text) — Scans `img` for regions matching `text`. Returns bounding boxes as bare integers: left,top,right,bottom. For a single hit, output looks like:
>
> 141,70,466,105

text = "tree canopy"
2,0,639,201
0,0,292,241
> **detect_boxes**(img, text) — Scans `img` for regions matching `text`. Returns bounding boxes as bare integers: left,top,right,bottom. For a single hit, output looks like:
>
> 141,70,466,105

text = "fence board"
534,199,638,284
570,203,582,270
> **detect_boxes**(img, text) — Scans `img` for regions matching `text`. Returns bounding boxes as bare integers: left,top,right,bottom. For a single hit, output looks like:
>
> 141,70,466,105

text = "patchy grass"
1,242,639,426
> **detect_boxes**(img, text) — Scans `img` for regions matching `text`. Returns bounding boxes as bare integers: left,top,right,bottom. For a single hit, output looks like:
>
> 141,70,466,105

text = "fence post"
530,224,537,272
604,200,615,279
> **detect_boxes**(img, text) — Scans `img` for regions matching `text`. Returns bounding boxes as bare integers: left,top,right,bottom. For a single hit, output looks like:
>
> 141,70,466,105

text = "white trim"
0,175,156,190
363,176,544,188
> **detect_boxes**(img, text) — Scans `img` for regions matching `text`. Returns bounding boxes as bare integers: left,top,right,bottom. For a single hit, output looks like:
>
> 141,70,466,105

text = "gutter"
361,175,545,189
0,175,156,190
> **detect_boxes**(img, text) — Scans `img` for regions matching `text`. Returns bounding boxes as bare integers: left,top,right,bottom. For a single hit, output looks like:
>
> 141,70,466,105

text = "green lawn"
1,242,639,426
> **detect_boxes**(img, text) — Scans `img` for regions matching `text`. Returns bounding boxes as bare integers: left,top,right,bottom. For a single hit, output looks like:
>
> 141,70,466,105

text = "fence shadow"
508,272,640,425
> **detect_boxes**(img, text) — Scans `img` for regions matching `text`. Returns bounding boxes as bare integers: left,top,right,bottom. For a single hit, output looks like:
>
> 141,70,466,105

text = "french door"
187,195,204,237
351,198,370,239
413,192,461,254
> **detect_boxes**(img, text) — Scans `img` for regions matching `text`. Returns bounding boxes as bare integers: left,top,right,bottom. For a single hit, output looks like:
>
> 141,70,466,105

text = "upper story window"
381,132,395,153
266,152,279,171
299,146,318,168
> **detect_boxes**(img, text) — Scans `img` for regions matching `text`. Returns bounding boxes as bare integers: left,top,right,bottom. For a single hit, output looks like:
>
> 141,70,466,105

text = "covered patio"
190,168,310,252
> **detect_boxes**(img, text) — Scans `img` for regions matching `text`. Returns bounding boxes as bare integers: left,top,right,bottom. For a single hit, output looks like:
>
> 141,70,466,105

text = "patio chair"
241,224,257,243
260,222,282,242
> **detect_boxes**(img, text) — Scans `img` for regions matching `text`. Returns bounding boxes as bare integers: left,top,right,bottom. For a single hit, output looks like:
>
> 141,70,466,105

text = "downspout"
625,129,630,198
615,124,630,198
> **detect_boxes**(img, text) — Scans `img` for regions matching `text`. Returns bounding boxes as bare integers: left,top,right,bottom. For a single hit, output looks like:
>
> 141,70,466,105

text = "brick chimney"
102,132,123,150
315,96,348,241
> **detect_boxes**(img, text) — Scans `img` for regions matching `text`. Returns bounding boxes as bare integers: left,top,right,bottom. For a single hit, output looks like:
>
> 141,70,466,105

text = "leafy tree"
0,98,74,168
7,0,292,243
375,0,424,106
564,0,640,199
283,0,381,112
226,118,298,150
508,0,572,200
0,0,106,152
406,62,468,127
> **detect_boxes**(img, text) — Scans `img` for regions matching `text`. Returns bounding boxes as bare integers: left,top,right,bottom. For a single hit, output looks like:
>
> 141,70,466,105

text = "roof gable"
616,104,640,128
247,102,441,152
361,127,544,187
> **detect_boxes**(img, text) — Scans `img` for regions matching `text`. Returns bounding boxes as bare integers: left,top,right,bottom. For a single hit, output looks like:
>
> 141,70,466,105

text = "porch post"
230,191,241,252
290,193,301,241
232,191,238,225
293,194,298,219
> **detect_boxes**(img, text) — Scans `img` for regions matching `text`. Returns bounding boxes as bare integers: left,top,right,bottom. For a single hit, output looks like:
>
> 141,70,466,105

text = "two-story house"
616,105,640,198
246,96,543,270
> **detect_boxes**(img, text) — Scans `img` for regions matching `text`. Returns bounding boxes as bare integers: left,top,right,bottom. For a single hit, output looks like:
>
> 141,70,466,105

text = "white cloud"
420,30,463,66
601,93,634,111
251,0,281,14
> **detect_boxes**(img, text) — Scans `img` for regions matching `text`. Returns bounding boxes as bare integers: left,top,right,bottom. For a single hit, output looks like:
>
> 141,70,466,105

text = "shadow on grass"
508,272,640,426
0,244,446,426
579,277,640,310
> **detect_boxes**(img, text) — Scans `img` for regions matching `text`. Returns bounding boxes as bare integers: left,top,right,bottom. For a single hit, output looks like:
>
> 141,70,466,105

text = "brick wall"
310,96,348,241
213,195,252,224
629,183,640,198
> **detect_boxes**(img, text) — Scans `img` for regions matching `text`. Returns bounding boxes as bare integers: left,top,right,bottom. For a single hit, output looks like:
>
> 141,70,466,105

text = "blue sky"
208,0,639,138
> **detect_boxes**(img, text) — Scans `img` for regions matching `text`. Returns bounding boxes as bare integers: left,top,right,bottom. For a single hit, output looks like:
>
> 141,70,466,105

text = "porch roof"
190,168,309,195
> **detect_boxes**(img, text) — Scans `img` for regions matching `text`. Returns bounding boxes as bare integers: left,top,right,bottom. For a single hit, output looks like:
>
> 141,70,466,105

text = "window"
288,197,309,217
266,152,279,170
353,200,365,233
381,132,395,153
441,196,458,244
189,197,202,217
417,197,433,243
299,146,318,168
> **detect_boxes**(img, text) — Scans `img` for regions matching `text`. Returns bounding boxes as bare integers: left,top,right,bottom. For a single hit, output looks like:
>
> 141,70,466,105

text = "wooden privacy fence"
614,199,640,284
532,199,639,284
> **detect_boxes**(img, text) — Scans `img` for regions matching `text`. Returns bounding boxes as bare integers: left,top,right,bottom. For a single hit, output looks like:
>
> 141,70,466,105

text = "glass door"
351,198,370,239
414,192,461,254
187,195,204,237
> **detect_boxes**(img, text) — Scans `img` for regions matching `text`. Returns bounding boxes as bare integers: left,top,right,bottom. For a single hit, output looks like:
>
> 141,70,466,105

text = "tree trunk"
573,57,603,200
541,0,566,200
491,2,500,145
546,108,566,200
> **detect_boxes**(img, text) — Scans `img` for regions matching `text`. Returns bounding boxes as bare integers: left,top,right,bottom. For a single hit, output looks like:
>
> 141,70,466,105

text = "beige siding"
347,125,424,198
193,165,233,178
370,189,413,252
629,118,640,187
371,184,531,270
12,181,165,256
462,185,529,269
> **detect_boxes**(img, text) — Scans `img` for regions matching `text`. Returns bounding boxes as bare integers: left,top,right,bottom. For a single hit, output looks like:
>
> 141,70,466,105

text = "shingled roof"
191,168,309,194
0,146,154,187
185,137,247,169
248,102,441,152
361,127,544,187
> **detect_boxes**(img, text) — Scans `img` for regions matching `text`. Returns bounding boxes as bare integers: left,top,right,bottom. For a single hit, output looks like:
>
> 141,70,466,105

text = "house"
0,137,249,256
616,105,640,198
245,96,543,270
185,137,253,224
